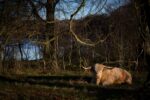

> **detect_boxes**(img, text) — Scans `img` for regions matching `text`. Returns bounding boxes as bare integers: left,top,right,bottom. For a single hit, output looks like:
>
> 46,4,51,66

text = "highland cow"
82,63,132,86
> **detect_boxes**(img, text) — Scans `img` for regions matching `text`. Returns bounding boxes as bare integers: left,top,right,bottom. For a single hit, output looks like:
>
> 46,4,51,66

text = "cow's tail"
125,70,132,84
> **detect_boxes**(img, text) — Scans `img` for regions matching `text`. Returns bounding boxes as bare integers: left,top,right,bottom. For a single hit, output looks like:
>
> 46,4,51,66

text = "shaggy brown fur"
96,64,132,86
83,63,132,86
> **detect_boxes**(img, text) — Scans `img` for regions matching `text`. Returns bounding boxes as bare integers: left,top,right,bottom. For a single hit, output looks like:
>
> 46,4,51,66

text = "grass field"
0,70,150,100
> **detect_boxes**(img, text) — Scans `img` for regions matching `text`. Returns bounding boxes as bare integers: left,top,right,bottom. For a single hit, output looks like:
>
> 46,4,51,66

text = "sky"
54,0,128,20
39,0,128,20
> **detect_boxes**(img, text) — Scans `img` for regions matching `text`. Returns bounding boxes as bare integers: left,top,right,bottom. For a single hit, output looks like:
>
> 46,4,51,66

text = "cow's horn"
104,66,114,69
82,66,92,70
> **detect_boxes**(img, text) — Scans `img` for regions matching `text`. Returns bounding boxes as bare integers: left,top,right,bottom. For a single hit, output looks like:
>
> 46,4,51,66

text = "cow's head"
82,66,93,73
82,63,113,73
82,64,97,73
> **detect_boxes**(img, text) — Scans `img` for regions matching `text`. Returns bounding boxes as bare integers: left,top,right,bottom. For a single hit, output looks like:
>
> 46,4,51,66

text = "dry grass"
0,65,149,100
0,82,96,100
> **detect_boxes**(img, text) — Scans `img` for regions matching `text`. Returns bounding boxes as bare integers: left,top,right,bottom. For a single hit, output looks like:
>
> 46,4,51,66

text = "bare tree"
133,0,150,84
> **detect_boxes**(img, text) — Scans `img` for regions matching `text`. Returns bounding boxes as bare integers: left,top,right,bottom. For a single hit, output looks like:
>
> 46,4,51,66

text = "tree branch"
54,0,60,6
69,0,110,46
27,0,45,22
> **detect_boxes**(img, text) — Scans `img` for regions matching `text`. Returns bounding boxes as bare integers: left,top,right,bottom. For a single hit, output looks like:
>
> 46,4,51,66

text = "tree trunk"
44,0,60,71
44,0,55,58
18,43,23,60
134,0,150,84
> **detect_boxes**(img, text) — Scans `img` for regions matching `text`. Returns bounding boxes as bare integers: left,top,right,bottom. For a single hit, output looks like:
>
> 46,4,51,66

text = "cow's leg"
126,76,132,84
102,81,112,86
96,72,103,85
96,74,101,85
124,71,132,84
96,70,103,85
102,77,114,86
96,77,100,85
